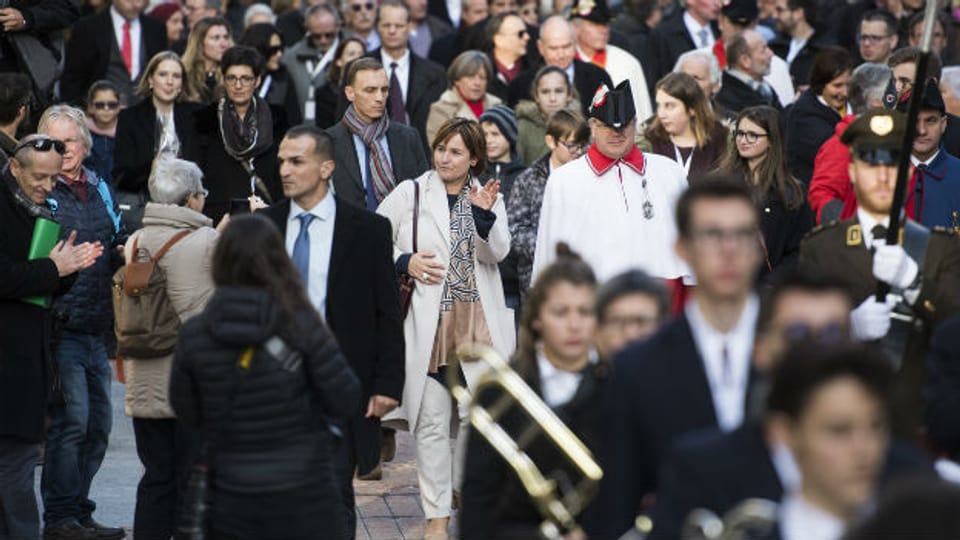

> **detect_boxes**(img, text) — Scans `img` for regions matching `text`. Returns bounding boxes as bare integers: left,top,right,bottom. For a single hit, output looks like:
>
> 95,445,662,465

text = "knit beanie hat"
479,105,518,152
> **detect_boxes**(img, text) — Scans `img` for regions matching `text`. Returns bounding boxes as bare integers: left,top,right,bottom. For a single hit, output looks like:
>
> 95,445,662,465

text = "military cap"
721,0,758,26
589,80,636,128
840,108,906,165
569,0,612,24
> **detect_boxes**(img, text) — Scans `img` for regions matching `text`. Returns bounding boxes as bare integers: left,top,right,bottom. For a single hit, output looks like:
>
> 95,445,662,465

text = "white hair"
38,104,92,153
148,158,205,205
244,3,277,27
674,49,722,87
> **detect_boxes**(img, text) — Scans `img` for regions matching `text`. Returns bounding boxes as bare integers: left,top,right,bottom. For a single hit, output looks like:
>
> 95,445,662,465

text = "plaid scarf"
342,104,395,204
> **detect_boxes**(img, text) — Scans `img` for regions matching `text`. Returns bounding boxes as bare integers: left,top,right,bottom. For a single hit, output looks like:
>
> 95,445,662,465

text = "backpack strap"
123,229,193,295
153,229,193,261
96,180,121,236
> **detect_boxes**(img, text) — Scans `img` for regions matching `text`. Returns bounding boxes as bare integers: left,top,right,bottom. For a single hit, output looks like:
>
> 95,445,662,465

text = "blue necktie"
292,213,316,286
364,150,378,211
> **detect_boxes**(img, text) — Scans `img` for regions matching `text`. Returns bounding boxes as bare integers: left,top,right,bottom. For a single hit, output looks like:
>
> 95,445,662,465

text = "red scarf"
457,88,485,119
495,59,521,83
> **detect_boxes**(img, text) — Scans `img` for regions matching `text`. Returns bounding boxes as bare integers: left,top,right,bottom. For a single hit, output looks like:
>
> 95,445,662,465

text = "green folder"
23,217,61,308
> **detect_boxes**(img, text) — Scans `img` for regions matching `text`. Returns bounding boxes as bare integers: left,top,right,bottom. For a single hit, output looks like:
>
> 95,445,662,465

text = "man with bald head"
507,15,612,112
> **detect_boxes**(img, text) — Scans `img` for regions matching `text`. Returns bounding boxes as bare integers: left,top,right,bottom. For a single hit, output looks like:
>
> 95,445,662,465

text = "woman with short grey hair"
123,156,219,539
426,50,502,146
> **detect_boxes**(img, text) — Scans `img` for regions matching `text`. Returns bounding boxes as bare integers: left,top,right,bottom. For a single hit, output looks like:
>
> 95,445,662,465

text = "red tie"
122,20,133,76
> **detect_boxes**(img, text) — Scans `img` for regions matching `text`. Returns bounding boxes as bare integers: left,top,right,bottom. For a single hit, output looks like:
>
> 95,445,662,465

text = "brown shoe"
356,464,382,481
380,428,397,462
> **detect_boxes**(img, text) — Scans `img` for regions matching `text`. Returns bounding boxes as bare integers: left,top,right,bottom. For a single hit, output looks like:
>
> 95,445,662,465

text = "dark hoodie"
170,286,361,494
480,157,527,308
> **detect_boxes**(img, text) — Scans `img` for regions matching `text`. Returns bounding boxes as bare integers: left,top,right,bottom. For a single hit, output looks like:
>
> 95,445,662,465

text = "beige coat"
425,89,502,148
122,203,218,418
376,171,516,431
515,99,582,166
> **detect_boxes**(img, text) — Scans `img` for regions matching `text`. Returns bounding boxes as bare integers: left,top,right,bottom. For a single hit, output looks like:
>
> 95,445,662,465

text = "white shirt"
911,150,940,168
770,441,801,493
779,492,846,540
110,6,142,79
446,0,461,27
536,348,595,408
286,193,336,316
352,134,395,190
381,48,411,103
684,11,714,48
532,152,690,282
685,295,759,432
857,208,890,250
786,37,808,65
816,95,853,116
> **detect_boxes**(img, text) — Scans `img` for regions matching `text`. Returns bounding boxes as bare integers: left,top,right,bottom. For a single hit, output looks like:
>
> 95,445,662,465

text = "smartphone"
229,198,251,215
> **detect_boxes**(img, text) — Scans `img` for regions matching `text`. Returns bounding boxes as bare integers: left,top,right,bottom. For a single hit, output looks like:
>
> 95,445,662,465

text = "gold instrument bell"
681,499,778,540
446,344,604,540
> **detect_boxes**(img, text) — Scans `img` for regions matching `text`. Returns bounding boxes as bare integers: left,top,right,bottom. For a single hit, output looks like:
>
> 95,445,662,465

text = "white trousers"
414,376,469,519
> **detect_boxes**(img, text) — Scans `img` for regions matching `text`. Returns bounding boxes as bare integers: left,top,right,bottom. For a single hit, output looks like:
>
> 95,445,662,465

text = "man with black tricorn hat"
798,108,960,439
533,80,690,293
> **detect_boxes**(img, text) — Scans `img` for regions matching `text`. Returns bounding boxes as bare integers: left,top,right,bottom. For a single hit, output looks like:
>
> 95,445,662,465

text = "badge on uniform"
846,224,862,246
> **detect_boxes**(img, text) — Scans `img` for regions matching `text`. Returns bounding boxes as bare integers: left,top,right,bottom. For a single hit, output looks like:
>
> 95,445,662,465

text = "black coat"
184,101,286,224
170,287,361,494
592,314,758,540
506,59,613,115
0,173,72,442
757,190,814,280
769,31,834,89
646,10,714,94
261,65,303,127
325,121,430,209
260,198,405,475
459,363,609,539
647,422,936,540
59,9,167,105
925,314,960,459
715,71,783,120
113,99,197,193
785,91,842,185
365,48,448,151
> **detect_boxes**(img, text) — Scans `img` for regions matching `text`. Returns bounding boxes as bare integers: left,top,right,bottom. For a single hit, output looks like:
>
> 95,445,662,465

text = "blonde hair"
181,17,233,103
136,51,193,101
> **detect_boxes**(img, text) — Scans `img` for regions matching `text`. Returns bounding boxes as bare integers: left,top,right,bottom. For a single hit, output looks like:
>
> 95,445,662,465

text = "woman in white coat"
377,117,515,539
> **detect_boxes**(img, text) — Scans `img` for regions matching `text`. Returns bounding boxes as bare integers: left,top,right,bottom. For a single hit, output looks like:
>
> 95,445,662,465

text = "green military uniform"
798,109,960,438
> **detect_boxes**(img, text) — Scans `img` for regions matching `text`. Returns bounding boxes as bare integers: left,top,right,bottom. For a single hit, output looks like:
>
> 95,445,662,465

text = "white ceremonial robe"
531,145,691,284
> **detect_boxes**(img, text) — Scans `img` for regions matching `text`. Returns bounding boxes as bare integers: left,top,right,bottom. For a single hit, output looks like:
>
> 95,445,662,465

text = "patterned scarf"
218,97,275,202
342,104,395,204
440,182,480,311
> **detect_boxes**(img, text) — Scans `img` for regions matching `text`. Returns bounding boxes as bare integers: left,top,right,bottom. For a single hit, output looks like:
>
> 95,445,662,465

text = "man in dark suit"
593,177,763,539
327,58,429,210
715,29,782,119
59,0,166,105
427,0,488,67
367,0,446,153
645,0,719,94
260,125,404,540
769,0,833,90
506,15,612,113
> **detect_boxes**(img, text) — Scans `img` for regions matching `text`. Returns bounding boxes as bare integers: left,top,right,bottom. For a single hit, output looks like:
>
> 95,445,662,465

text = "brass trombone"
447,344,604,540
681,499,779,540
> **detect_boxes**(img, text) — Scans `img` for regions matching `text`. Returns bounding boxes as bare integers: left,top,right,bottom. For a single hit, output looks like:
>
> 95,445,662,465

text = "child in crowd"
84,80,123,184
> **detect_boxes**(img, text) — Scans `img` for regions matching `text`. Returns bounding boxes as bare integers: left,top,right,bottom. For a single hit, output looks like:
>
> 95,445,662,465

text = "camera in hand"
229,198,251,215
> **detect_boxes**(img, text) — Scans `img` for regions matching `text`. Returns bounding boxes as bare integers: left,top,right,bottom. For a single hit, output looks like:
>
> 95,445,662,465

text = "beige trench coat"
376,170,516,432
425,89,503,148
122,203,218,419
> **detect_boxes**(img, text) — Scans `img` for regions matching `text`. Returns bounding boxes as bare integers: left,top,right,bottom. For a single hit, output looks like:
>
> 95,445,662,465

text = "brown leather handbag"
398,180,420,317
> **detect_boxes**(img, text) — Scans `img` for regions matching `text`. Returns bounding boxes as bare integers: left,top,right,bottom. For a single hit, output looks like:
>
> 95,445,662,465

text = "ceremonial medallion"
643,200,654,220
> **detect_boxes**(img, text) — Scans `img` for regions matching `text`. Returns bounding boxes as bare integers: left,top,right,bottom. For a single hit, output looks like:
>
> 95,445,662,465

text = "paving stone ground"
35,378,455,540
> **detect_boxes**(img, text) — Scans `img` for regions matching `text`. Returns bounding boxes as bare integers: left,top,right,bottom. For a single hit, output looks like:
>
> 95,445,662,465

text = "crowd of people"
1,0,960,539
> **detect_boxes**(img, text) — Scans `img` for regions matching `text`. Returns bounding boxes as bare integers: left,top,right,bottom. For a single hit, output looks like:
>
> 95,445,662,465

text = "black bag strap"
412,179,420,253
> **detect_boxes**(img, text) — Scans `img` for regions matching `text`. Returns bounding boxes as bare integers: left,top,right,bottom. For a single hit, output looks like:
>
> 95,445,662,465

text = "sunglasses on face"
92,101,120,110
13,137,66,156
266,45,283,56
351,2,375,11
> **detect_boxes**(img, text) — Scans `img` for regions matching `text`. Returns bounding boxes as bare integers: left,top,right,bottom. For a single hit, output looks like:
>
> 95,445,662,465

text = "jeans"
133,418,197,540
41,331,113,528
0,437,40,540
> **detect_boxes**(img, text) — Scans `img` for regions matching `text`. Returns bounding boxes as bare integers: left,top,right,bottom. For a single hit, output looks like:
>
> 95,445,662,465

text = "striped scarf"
342,104,395,204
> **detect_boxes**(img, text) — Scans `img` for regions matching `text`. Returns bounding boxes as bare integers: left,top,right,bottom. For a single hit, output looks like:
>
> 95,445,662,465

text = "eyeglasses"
859,33,891,44
266,45,283,56
224,74,257,86
92,101,120,110
351,2,375,11
515,29,529,38
780,322,847,344
688,226,759,249
734,129,768,144
310,31,337,41
558,140,586,154
195,188,209,197
13,136,66,156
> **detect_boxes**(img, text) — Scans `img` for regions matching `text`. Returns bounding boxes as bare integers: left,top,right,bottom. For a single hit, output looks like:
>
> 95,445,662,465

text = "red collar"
585,144,646,176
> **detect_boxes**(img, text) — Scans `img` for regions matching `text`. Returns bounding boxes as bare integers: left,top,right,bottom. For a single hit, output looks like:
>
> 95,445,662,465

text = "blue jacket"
51,166,126,334
913,148,960,231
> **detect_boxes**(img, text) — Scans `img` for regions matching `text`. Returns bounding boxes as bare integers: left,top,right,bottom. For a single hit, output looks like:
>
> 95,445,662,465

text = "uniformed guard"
798,108,960,439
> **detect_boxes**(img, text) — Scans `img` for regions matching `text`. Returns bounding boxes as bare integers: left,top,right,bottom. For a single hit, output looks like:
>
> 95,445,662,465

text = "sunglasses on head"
92,101,120,110
13,137,66,156
351,2,375,11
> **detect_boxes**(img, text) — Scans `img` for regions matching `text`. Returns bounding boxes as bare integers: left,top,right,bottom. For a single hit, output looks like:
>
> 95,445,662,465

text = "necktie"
758,82,773,103
122,20,133,77
292,213,316,287
872,224,888,249
914,164,927,220
721,342,731,386
364,152,378,210
697,28,710,48
388,62,406,124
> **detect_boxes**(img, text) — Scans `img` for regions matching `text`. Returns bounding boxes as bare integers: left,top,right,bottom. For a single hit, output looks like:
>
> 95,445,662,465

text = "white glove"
850,295,897,341
872,243,919,289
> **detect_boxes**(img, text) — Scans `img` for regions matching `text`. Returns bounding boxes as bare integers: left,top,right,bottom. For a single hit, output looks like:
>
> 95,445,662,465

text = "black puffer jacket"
170,286,361,494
